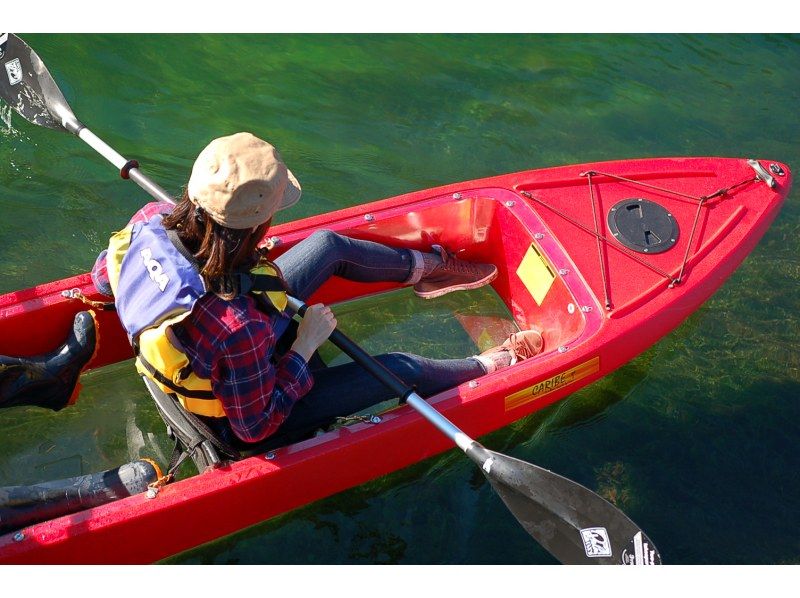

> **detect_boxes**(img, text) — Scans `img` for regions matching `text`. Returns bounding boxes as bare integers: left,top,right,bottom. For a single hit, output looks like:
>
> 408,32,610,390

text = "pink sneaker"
476,330,544,373
413,246,498,299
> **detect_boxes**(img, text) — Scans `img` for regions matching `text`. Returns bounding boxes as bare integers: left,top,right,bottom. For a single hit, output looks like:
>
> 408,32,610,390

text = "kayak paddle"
0,32,662,565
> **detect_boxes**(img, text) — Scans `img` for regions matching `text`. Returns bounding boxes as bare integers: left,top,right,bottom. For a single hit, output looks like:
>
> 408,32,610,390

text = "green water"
1,34,799,564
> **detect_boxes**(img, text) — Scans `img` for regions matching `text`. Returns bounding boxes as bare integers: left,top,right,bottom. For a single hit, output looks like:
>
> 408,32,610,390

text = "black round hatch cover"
607,198,678,254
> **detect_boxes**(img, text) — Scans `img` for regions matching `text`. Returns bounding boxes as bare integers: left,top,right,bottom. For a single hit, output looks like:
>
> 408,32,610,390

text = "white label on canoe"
5,58,22,86
580,527,612,558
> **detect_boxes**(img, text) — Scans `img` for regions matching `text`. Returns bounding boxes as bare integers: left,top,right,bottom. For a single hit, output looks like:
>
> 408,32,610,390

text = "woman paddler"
2,133,543,448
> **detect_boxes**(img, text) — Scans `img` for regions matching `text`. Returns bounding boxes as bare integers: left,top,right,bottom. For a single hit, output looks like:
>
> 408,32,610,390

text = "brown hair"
162,190,271,298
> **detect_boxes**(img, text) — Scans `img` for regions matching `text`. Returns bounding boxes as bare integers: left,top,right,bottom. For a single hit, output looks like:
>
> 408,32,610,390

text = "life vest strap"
235,271,286,295
135,348,216,400
165,226,201,268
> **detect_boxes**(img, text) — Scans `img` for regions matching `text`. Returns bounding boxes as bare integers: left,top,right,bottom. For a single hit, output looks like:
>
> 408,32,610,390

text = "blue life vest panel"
114,214,207,339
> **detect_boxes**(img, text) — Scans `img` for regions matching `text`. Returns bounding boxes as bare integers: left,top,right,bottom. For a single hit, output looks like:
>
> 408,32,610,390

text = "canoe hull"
0,156,790,563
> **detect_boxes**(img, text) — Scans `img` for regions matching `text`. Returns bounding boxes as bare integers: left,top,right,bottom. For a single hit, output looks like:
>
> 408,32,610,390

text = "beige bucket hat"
187,132,302,229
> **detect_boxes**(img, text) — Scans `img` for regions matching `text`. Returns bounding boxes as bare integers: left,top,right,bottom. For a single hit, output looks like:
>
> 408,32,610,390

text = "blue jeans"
258,230,486,447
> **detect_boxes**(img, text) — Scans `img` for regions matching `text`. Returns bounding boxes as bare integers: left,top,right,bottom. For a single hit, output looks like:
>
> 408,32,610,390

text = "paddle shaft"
68,122,176,206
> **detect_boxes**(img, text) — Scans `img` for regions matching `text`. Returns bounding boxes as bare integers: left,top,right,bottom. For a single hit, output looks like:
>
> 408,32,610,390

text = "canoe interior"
277,192,594,357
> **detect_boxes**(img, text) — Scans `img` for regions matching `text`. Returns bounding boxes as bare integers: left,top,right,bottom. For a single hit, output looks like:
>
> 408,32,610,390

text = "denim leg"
264,352,486,446
274,230,424,301
266,231,474,448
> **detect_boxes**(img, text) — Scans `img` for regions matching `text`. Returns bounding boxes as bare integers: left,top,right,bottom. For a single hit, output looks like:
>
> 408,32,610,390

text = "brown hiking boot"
477,330,544,373
413,245,498,299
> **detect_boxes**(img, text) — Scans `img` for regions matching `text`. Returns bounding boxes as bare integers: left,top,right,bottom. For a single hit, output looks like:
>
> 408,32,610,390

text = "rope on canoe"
584,171,612,310
146,437,204,497
61,288,116,311
519,190,678,283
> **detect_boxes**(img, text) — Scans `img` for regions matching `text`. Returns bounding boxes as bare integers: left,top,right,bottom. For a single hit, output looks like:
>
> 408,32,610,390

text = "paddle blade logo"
580,527,612,558
5,57,22,86
621,531,661,565
0,33,7,59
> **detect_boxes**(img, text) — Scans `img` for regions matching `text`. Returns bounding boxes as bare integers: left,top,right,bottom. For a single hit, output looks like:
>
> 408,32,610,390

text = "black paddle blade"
483,449,662,565
0,33,79,132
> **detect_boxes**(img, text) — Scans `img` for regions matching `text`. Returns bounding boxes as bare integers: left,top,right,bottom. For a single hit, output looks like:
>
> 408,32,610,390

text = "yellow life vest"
106,216,287,418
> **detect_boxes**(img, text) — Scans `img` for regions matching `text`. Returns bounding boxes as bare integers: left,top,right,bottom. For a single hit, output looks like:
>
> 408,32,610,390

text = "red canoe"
0,156,790,564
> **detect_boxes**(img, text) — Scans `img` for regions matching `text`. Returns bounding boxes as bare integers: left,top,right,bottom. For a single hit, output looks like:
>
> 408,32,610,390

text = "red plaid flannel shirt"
92,202,313,443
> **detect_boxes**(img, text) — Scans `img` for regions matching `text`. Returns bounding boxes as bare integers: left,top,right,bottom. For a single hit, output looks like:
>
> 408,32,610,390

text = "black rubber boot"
0,311,97,411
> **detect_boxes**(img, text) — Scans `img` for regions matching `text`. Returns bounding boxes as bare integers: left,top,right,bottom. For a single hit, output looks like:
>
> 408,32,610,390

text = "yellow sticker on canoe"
505,357,600,411
516,244,555,306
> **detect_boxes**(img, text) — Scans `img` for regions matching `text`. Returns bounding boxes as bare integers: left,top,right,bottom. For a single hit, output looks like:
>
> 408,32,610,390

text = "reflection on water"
1,104,12,133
